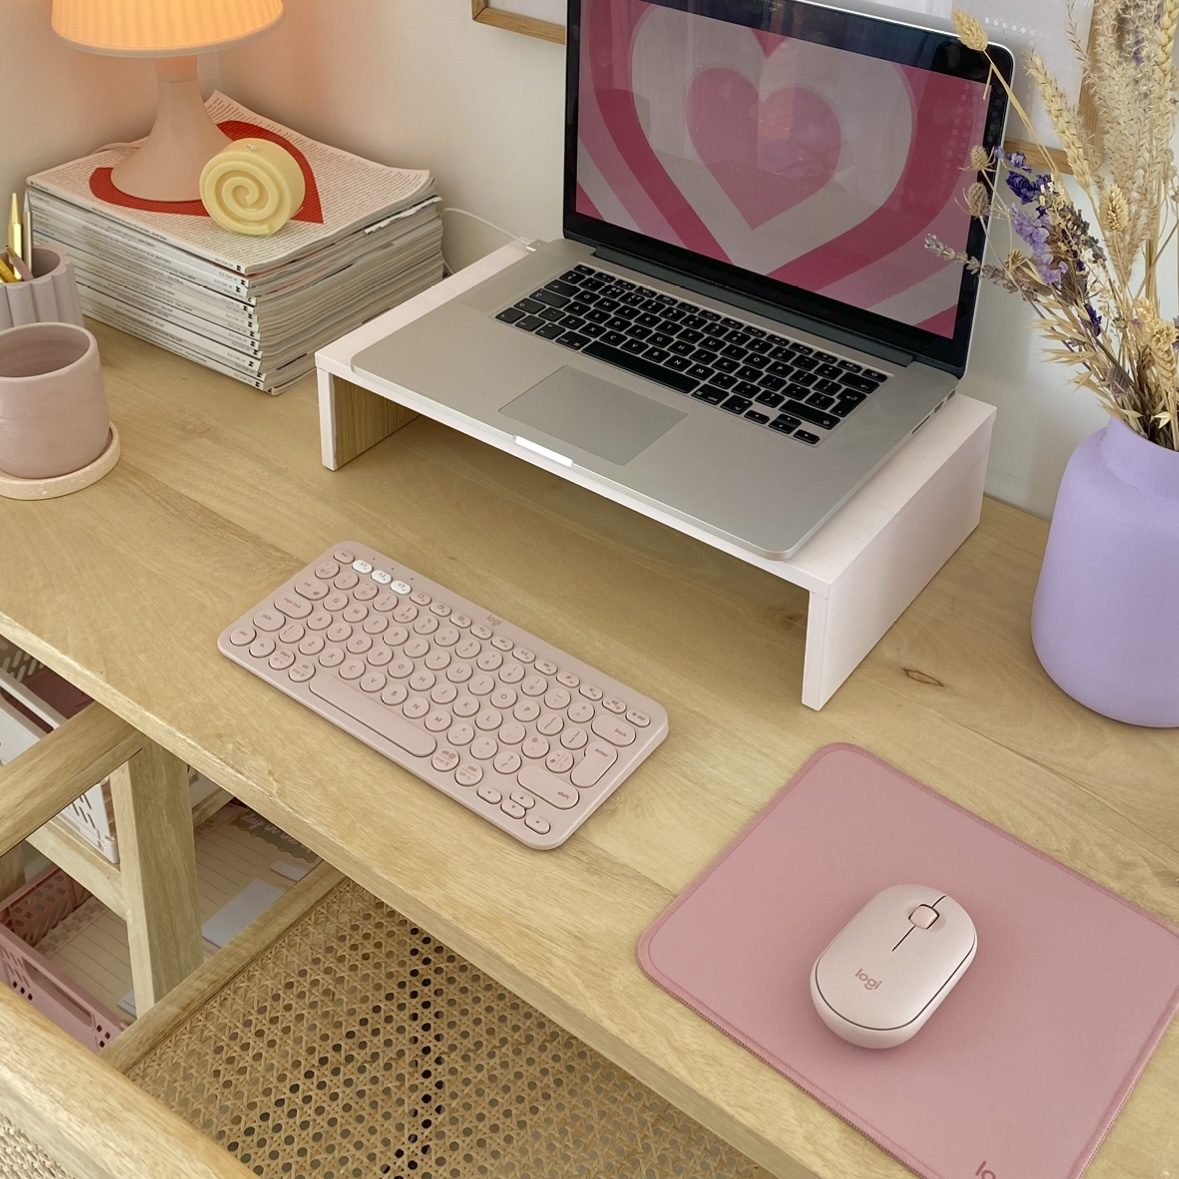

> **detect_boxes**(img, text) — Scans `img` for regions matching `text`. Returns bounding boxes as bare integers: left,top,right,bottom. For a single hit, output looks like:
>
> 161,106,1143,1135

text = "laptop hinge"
591,246,918,369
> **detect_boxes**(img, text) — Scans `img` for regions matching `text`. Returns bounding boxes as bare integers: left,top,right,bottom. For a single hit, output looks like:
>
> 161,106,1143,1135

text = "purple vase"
1031,419,1179,726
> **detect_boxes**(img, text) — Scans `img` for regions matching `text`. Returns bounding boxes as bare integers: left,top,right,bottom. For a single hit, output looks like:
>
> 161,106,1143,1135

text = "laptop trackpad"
501,367,685,466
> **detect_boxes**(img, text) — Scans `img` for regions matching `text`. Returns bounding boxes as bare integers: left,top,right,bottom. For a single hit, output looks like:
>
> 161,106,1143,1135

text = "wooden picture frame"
471,0,567,44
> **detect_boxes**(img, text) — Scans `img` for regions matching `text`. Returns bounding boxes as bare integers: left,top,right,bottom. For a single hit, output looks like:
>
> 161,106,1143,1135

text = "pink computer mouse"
809,884,977,1049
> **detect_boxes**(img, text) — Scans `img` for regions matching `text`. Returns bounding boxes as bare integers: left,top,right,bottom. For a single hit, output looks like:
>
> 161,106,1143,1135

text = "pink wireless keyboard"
218,542,669,849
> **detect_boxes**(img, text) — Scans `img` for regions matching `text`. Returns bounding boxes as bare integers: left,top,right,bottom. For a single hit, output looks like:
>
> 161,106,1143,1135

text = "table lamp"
51,0,284,203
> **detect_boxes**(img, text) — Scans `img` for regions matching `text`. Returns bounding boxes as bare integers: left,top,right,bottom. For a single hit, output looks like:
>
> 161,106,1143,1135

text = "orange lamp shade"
51,0,284,57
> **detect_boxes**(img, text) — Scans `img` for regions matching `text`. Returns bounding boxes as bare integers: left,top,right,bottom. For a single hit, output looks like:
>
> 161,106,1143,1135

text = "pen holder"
0,247,84,332
0,322,119,499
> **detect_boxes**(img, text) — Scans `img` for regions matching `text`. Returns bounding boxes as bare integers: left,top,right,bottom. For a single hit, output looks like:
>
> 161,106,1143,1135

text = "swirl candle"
199,138,306,236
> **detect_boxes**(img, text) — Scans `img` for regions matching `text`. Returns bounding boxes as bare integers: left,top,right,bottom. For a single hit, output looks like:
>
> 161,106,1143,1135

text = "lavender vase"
1031,419,1179,726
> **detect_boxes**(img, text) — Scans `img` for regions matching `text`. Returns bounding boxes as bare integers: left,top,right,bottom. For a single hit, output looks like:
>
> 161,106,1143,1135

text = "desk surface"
1,326,1175,1179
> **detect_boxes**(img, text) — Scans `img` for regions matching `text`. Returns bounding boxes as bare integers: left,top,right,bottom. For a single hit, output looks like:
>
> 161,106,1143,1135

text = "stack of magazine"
27,94,443,393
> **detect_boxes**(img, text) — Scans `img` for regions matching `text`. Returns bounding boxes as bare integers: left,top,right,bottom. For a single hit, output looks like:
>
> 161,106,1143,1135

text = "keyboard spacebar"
582,342,698,394
309,672,436,758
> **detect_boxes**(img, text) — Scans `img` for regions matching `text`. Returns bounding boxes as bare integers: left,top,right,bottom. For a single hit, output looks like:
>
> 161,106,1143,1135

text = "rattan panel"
130,880,770,1179
0,1113,71,1179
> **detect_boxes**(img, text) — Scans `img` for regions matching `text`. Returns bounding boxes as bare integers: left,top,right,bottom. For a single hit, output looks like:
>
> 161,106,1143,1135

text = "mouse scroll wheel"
909,905,939,929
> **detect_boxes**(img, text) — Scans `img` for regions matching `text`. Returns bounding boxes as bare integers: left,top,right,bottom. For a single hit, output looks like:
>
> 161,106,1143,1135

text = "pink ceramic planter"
0,322,110,480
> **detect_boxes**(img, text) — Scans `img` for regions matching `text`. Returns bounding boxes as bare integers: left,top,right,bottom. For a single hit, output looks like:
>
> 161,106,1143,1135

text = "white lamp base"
111,56,230,202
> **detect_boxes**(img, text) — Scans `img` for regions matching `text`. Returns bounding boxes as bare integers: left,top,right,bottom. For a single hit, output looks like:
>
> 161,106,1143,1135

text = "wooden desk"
0,325,1175,1179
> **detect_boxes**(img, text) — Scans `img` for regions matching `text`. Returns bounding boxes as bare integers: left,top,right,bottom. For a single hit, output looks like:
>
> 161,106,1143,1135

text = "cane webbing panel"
128,879,769,1179
0,1113,71,1179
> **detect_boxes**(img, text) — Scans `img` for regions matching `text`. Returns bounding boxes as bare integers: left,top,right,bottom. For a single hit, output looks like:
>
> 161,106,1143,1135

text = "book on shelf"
27,93,445,393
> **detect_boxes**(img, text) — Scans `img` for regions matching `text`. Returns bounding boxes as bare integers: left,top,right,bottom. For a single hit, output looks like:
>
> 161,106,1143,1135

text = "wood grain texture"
0,987,254,1179
317,371,417,469
0,706,141,859
26,820,125,917
471,0,566,44
0,326,1175,1178
110,743,203,1013
0,847,23,901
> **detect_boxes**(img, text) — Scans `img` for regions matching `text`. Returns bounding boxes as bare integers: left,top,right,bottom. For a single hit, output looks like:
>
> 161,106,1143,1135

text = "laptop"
354,0,1012,559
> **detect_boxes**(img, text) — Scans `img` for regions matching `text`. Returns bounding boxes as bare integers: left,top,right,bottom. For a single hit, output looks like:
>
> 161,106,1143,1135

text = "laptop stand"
315,244,995,710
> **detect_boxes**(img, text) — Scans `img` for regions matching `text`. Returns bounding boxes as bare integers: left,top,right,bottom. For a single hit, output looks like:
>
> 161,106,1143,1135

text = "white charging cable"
439,207,537,273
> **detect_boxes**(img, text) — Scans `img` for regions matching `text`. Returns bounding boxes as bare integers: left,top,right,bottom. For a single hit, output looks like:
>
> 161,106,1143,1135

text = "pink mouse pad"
638,744,1179,1179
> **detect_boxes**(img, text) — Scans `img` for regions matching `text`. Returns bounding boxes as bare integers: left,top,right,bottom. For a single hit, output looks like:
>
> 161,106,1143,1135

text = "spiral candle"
199,138,306,236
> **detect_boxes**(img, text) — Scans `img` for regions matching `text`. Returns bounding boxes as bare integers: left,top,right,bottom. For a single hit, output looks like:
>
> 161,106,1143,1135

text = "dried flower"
951,10,989,52
965,181,991,219
969,145,992,171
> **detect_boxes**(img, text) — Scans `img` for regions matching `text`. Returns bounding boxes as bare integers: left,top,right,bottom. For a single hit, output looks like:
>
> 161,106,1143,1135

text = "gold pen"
0,254,17,283
8,193,23,281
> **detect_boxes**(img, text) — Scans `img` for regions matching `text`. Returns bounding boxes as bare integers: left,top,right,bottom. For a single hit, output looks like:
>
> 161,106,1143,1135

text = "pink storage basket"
0,868,126,1051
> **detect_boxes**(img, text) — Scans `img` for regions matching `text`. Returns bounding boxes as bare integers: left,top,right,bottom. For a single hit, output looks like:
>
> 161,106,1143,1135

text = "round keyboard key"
315,561,341,579
469,674,495,697
334,571,360,590
268,650,295,671
288,661,315,684
508,787,534,809
430,602,452,617
556,671,580,688
500,800,527,820
380,684,408,707
536,712,564,737
343,603,368,623
435,626,461,648
228,625,256,647
522,734,550,760
425,709,452,733
453,696,480,718
374,593,399,613
299,635,326,657
430,682,458,705
591,714,637,747
274,592,312,620
340,658,366,681
425,648,452,671
346,634,373,655
319,648,345,669
352,559,373,574
249,636,276,659
403,637,430,658
497,753,525,777
535,658,558,676
253,609,284,632
354,583,378,602
470,736,498,761
294,577,328,601
543,687,571,711
360,671,387,694
384,625,409,647
307,610,333,632
372,569,393,585
367,646,393,667
545,749,574,775
626,708,652,728
476,650,503,672
331,549,354,564
466,774,494,796
363,615,389,635
579,684,604,702
393,603,419,623
560,727,589,751
456,637,482,660
327,622,351,644
514,647,536,664
324,592,349,612
410,670,436,692
500,661,525,685
475,708,503,732
403,697,429,719
447,722,475,747
431,748,460,772
279,622,305,645
499,721,526,746
446,662,473,684
471,624,493,640
525,815,552,836
491,686,517,710
390,580,412,595
452,613,472,628
491,636,514,652
410,590,432,606
389,658,414,679
602,696,626,715
568,699,595,724
514,699,540,723
521,675,548,698
413,615,440,636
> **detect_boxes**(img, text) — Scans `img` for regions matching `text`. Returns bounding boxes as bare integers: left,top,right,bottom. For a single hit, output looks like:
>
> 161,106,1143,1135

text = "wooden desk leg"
110,742,202,1014
0,847,24,900
318,371,419,470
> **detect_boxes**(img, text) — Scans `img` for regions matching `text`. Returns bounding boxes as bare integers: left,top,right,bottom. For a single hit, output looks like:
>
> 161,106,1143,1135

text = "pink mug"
0,322,110,480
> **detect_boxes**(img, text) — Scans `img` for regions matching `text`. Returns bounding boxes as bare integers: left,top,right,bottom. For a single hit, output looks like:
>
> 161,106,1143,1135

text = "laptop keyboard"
495,265,889,446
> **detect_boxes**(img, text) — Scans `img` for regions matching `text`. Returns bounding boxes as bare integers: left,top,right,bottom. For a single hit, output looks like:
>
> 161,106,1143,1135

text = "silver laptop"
354,0,1011,559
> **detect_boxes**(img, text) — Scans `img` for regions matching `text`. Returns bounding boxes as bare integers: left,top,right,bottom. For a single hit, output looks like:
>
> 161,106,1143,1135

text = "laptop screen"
567,0,1009,369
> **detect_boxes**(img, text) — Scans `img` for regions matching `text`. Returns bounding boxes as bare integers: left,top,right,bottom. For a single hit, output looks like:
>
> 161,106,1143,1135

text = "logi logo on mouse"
854,968,881,990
